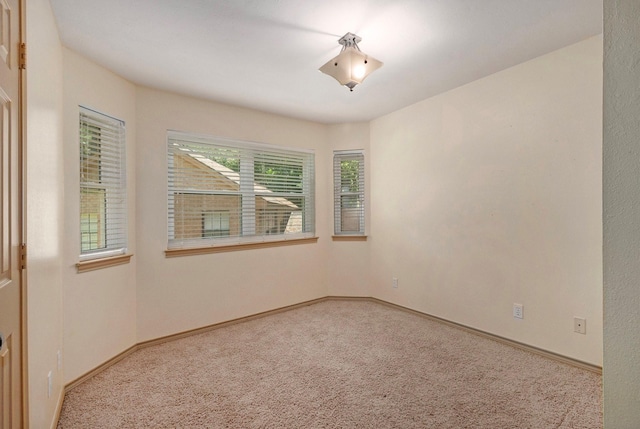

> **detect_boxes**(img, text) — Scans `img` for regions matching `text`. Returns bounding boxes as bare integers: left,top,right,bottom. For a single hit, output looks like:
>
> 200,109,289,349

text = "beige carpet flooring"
57,300,602,428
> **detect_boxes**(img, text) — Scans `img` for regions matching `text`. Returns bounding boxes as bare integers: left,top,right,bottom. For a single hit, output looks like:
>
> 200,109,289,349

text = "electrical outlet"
47,371,53,398
513,303,524,319
392,277,398,289
574,317,586,334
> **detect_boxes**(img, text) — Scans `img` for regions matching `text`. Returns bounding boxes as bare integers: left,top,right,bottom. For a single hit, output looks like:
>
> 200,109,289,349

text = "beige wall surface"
603,0,640,426
25,0,65,426
134,87,330,342
326,123,371,297
369,37,603,366
61,49,138,384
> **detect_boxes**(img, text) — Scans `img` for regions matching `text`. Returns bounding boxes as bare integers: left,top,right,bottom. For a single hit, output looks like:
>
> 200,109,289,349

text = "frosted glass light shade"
319,46,383,91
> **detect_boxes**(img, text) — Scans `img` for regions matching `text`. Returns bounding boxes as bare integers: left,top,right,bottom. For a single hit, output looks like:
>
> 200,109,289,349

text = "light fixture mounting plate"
338,33,362,48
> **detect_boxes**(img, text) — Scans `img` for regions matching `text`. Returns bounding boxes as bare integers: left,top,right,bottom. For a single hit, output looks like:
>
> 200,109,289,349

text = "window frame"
167,131,316,251
202,211,231,238
79,106,128,262
333,150,365,236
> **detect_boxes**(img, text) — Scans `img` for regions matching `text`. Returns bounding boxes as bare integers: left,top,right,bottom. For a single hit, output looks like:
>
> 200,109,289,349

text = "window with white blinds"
167,131,315,249
334,150,365,235
79,107,127,260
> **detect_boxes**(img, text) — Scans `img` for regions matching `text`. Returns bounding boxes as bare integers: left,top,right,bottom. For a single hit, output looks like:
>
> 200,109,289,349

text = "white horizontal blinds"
168,138,242,247
168,132,315,249
253,149,314,237
79,106,127,259
334,150,365,235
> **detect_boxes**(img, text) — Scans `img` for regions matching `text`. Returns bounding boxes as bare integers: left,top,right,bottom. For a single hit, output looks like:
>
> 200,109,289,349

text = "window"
79,107,127,260
202,211,230,237
334,150,365,235
81,211,103,250
167,131,315,249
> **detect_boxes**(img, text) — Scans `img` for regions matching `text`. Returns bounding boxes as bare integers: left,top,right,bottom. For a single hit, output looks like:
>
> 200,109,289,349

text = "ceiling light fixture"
319,32,383,92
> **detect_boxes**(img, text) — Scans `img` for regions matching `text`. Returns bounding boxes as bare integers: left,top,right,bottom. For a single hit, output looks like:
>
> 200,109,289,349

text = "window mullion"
167,150,176,241
240,151,256,237
303,155,314,235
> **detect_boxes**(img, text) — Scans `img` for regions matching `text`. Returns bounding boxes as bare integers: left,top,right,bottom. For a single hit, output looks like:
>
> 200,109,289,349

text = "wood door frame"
18,0,27,425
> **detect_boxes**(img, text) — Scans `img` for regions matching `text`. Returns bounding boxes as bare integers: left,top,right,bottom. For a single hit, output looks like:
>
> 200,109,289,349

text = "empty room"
6,0,640,428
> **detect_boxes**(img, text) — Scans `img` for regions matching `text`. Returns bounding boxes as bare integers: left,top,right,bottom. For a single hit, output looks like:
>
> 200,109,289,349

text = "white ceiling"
50,0,602,124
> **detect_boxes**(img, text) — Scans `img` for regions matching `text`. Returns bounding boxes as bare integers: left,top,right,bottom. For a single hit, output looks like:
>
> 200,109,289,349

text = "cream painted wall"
25,0,65,427
135,87,329,342
369,37,603,365
61,49,137,384
326,123,371,297
603,0,640,426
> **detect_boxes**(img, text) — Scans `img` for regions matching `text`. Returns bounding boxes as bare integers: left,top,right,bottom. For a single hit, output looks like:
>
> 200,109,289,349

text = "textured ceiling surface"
50,0,602,124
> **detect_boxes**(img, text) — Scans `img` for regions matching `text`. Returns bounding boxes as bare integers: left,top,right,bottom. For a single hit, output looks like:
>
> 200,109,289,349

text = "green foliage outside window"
340,159,360,193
